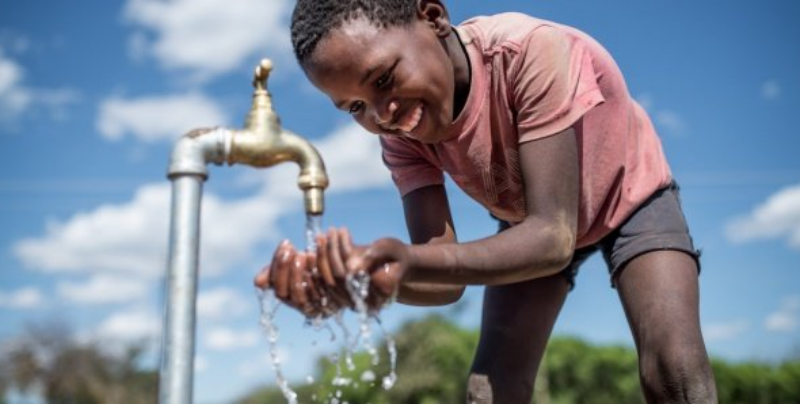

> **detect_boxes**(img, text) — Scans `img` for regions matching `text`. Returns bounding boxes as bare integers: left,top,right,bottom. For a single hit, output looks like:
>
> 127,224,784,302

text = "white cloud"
14,182,285,280
765,295,800,333
0,287,44,309
314,123,392,194
0,46,79,127
14,184,173,279
13,122,390,285
761,80,781,100
124,0,292,83
0,47,33,122
704,320,750,342
197,287,250,321
635,94,687,137
57,275,150,305
96,306,161,342
726,183,800,250
97,93,229,142
0,32,31,54
655,110,686,136
205,327,259,350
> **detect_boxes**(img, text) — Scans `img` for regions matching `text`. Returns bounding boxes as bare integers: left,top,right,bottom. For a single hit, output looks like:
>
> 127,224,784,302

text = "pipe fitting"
167,128,230,180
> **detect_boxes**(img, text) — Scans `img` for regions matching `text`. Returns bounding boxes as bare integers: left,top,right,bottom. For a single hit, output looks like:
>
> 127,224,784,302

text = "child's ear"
417,0,452,37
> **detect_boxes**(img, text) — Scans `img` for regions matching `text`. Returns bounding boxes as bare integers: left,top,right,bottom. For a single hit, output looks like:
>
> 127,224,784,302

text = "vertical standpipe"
160,129,228,403
161,175,203,403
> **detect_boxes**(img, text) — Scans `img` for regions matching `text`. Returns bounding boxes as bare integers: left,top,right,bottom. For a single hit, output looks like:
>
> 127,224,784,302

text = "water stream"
255,214,398,403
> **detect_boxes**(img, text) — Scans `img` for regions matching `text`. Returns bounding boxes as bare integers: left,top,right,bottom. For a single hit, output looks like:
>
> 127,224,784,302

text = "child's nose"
374,100,399,127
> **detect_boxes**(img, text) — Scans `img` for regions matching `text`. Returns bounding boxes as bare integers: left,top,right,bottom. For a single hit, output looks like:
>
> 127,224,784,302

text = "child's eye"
375,72,392,89
349,101,364,114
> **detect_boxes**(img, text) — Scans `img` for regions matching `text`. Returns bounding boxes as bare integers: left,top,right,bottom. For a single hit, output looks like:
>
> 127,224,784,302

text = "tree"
239,314,479,404
0,322,157,404
237,314,800,404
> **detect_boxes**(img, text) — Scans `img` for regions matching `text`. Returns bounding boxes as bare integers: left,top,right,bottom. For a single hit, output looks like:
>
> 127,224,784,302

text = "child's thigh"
600,181,706,348
615,250,702,338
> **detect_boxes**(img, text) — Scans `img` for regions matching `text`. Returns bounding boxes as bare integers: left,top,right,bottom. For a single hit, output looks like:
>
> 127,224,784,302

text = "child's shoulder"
458,12,561,49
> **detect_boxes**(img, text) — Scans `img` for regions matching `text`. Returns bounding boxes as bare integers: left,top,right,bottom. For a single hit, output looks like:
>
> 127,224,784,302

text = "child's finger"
272,241,295,299
327,228,347,278
254,265,270,289
339,227,353,263
315,235,336,287
290,253,309,307
304,269,322,303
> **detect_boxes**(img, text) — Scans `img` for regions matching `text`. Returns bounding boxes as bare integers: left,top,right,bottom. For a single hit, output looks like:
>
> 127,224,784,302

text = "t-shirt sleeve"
512,25,605,142
379,136,444,197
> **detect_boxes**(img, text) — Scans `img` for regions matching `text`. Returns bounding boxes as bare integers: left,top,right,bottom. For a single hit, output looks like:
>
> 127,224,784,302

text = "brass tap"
226,59,329,215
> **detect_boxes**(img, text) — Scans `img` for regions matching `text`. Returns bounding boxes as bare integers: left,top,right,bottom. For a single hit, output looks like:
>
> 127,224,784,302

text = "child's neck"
446,29,471,122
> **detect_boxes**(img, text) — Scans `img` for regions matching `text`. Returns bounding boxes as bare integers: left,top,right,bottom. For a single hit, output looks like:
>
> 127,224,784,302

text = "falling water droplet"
375,317,398,390
256,289,298,404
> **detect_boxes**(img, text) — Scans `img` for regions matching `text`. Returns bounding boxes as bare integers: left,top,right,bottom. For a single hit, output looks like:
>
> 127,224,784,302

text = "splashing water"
257,289,298,404
375,317,398,390
255,213,399,403
346,272,380,366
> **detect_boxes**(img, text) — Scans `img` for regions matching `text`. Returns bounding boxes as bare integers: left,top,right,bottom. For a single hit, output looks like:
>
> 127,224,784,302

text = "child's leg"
467,274,569,403
615,250,717,403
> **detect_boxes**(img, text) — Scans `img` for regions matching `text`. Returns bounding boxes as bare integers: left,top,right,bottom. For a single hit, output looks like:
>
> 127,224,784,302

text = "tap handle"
252,59,273,92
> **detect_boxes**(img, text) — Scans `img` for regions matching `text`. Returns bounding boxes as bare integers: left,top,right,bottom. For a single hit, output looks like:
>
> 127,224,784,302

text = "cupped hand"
346,237,409,312
254,240,336,318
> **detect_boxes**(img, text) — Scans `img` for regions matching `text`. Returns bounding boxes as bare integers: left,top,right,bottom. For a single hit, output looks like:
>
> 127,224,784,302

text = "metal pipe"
159,59,328,403
227,128,328,214
160,129,229,404
160,175,203,404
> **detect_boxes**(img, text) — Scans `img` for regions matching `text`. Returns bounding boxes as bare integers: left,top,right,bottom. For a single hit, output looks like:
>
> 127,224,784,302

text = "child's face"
303,16,457,144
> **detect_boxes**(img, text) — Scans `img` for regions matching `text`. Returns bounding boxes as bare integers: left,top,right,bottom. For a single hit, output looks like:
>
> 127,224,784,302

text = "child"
255,0,717,403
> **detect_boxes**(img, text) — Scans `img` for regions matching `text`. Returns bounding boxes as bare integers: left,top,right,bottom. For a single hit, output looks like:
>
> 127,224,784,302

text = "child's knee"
639,345,717,403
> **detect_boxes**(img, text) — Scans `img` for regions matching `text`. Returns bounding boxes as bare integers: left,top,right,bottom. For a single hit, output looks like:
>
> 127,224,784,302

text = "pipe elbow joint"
167,128,230,180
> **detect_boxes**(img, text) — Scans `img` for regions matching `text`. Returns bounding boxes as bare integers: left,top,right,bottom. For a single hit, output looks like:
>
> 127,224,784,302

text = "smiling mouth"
387,103,423,134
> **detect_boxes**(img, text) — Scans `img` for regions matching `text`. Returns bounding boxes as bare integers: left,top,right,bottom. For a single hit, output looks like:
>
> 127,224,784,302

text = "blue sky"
1,0,799,403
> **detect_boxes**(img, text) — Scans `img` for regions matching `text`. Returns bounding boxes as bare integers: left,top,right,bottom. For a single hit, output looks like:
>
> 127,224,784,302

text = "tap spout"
225,59,328,215
227,128,328,215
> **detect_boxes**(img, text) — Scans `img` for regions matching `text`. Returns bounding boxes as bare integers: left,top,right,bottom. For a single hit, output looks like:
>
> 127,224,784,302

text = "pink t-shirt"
380,13,672,248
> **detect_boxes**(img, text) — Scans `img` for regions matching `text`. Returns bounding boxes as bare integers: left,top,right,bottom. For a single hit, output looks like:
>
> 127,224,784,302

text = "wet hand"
254,240,341,318
346,237,408,311
313,227,360,311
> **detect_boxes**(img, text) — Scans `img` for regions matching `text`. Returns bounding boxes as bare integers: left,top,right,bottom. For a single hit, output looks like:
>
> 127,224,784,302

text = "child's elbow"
541,224,577,275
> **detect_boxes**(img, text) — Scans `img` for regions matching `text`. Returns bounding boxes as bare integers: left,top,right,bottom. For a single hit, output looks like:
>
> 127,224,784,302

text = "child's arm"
395,185,465,306
350,126,579,288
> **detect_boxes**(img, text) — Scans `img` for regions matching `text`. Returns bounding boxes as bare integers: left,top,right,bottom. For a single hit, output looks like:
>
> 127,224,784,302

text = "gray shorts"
497,181,701,289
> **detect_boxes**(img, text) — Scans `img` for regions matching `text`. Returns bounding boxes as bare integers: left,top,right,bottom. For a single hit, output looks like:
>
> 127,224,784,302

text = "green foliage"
0,322,158,404
544,337,642,403
239,314,479,404
237,314,800,404
712,358,800,403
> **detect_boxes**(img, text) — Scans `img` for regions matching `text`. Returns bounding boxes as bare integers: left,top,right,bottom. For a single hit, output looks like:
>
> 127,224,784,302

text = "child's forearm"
405,215,575,286
396,281,465,306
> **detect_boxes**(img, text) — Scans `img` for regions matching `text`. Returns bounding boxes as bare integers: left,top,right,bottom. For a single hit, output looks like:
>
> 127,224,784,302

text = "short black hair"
291,0,418,66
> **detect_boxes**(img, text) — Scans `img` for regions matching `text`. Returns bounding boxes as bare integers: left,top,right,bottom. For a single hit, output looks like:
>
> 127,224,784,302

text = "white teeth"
392,105,422,133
